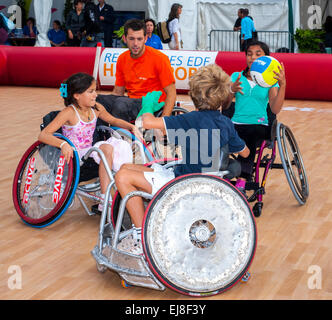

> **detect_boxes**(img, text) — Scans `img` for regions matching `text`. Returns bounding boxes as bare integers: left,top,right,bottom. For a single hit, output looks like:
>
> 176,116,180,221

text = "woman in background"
167,3,183,50
145,18,163,49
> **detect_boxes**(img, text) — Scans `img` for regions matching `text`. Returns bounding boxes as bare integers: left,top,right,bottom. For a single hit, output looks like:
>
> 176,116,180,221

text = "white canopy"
148,0,300,50
34,0,52,47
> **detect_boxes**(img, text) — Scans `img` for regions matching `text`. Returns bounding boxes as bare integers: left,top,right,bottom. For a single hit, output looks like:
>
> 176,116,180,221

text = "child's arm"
142,113,166,135
237,145,250,158
96,103,134,131
269,63,286,115
38,108,74,163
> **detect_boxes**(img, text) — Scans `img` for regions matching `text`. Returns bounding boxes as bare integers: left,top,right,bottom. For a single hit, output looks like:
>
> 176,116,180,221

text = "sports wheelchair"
91,149,257,297
12,104,188,228
222,103,309,217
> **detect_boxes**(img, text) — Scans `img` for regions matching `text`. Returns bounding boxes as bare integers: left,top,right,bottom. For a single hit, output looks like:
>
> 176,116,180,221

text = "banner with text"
98,49,218,90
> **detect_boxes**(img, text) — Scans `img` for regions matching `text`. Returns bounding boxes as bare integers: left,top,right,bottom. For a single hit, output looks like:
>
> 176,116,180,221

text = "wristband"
60,141,68,149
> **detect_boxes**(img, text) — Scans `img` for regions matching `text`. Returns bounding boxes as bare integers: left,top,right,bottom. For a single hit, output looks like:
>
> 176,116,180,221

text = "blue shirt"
241,17,255,40
164,110,245,176
231,71,279,125
23,25,37,37
48,29,66,45
145,33,163,50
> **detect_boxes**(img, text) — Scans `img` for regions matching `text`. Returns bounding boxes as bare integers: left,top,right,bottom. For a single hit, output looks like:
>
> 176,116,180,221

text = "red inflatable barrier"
0,46,96,88
1,45,332,101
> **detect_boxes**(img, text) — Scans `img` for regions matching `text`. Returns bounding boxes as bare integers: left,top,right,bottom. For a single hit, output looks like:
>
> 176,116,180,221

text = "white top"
168,18,181,47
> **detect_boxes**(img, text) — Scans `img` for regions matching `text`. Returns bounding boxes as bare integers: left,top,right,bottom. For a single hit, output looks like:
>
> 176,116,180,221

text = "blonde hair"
189,64,230,111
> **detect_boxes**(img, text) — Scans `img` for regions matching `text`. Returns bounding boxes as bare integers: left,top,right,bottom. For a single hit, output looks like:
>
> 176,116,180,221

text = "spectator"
323,15,332,48
234,8,244,50
240,8,256,52
167,3,183,50
233,8,244,31
48,20,66,47
97,0,114,48
65,0,85,47
81,0,103,47
96,19,176,122
145,18,163,49
23,17,37,38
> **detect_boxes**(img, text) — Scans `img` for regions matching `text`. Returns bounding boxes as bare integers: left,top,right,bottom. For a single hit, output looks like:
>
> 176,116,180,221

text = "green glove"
136,91,165,118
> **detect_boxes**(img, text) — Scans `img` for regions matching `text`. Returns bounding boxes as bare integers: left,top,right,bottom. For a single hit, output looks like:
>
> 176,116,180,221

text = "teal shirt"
231,71,279,125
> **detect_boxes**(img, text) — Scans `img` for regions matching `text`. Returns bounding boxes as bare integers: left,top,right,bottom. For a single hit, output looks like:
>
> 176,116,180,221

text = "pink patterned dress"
62,105,132,171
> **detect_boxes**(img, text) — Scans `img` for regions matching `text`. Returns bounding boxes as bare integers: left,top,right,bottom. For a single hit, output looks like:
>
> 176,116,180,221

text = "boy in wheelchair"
114,64,249,254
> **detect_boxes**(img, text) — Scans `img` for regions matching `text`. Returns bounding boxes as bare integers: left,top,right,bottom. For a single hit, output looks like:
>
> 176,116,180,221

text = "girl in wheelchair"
114,64,249,254
38,72,140,211
226,40,286,195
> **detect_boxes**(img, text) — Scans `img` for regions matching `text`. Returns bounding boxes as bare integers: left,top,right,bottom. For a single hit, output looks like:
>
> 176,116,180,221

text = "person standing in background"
240,8,255,52
167,3,183,50
233,8,244,51
97,0,114,47
145,18,163,49
65,0,85,47
81,0,103,47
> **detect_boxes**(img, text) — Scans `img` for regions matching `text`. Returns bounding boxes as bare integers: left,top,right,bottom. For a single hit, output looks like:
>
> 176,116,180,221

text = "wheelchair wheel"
12,136,80,227
109,126,155,164
142,174,257,297
276,123,309,205
152,106,189,159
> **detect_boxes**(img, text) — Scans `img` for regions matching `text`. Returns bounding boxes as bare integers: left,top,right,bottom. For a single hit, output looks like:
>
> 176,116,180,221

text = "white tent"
34,0,52,47
148,0,300,50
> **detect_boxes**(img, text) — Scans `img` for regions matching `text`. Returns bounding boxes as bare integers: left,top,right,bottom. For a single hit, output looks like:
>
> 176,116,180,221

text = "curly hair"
189,64,230,111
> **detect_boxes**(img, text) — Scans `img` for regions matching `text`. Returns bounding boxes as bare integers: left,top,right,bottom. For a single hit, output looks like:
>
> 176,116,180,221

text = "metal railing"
209,30,294,53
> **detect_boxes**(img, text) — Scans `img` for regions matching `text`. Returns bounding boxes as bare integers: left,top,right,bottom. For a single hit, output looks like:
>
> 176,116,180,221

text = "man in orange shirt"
97,19,176,122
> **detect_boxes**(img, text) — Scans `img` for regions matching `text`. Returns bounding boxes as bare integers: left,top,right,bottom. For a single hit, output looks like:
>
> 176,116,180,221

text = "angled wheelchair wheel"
276,123,309,205
142,174,257,297
12,135,80,228
152,106,189,159
108,126,155,164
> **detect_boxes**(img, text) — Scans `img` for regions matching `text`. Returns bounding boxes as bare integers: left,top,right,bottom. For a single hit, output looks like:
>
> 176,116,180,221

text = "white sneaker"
117,227,143,255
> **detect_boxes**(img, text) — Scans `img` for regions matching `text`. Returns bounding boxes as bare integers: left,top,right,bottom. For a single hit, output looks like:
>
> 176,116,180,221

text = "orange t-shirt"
115,46,175,101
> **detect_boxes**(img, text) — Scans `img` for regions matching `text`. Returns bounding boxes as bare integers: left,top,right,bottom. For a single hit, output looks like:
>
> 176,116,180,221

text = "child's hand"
61,142,73,164
273,62,286,88
137,91,165,118
230,73,244,95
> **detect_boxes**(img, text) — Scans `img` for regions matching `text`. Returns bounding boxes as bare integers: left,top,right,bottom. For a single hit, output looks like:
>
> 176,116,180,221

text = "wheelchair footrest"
91,245,165,291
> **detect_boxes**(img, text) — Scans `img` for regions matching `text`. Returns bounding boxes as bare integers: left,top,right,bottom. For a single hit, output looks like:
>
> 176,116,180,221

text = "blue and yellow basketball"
250,56,282,88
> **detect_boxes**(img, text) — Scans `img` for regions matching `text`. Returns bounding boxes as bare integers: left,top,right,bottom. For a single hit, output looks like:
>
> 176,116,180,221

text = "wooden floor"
1,86,332,300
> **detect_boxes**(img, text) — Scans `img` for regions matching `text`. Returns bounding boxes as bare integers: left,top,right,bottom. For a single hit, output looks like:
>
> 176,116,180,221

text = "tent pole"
288,0,295,52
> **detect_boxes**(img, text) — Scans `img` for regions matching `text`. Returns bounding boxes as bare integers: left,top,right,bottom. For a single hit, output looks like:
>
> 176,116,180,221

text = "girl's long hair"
168,3,182,22
63,72,95,109
243,40,270,77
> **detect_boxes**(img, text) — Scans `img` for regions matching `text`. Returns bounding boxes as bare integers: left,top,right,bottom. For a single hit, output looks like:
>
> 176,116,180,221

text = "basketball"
250,56,282,88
